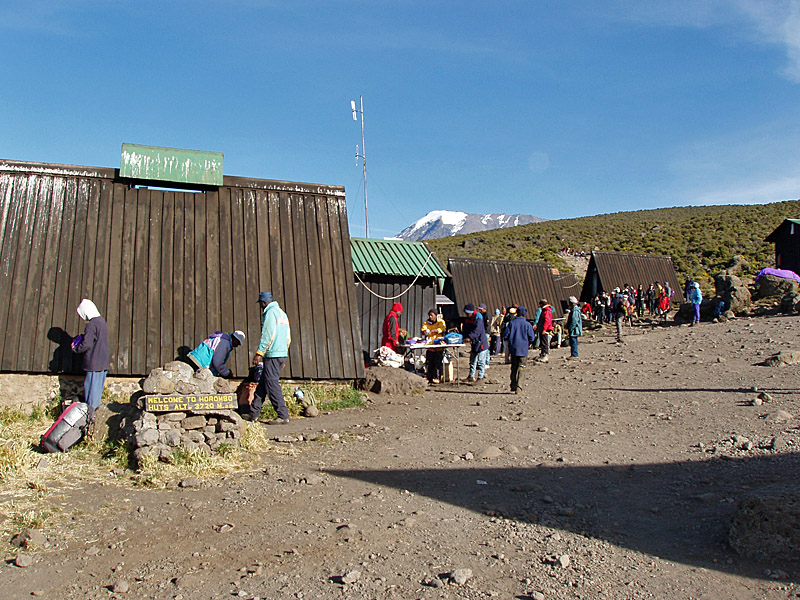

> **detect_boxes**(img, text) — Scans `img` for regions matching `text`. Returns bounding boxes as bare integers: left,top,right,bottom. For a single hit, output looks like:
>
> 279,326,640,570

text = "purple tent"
755,267,800,283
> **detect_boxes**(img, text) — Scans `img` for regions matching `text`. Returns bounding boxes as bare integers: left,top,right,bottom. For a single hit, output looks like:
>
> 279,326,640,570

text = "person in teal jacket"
688,281,703,326
188,330,245,377
245,291,292,423
566,296,583,358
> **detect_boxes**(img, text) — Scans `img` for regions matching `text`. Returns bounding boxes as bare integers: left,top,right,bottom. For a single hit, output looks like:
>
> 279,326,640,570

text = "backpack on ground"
41,401,90,453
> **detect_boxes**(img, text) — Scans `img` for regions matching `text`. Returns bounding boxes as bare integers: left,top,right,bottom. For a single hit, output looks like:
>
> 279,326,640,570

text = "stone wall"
0,374,141,409
127,408,244,464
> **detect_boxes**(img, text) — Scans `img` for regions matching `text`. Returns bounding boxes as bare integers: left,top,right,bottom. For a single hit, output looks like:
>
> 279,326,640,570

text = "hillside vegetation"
427,200,800,283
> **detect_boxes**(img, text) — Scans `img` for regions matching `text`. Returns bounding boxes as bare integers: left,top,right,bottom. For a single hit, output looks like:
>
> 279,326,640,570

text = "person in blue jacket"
688,281,703,326
462,303,489,383
188,330,245,377
245,291,292,424
503,305,535,394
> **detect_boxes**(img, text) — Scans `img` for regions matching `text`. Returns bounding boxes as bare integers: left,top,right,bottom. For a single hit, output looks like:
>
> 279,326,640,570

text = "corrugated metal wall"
355,276,437,356
580,251,682,302
0,160,364,380
445,258,570,315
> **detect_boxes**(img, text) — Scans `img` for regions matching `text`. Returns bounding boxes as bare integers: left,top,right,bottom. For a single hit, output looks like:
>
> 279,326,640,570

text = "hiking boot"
267,418,290,425
538,355,549,363
463,376,475,383
431,378,440,384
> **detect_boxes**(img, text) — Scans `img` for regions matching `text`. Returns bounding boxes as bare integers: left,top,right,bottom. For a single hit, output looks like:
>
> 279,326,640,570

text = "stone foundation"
128,408,244,464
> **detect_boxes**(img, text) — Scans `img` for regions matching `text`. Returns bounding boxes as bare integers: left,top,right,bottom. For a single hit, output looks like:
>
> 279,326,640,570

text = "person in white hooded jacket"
72,299,110,422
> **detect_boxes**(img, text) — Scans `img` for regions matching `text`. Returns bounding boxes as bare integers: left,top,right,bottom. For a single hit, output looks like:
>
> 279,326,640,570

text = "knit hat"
463,303,475,314
478,303,487,311
258,291,273,304
495,308,501,315
569,296,578,305
518,306,528,316
231,330,246,345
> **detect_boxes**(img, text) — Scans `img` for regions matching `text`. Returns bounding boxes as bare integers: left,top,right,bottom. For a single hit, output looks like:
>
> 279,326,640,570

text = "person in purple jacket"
72,299,110,423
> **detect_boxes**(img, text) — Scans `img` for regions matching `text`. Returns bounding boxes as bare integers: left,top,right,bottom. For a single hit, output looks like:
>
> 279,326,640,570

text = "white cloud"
605,0,800,83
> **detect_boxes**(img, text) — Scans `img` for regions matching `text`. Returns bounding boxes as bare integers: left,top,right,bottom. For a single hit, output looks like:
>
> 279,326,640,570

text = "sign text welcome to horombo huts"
144,394,237,412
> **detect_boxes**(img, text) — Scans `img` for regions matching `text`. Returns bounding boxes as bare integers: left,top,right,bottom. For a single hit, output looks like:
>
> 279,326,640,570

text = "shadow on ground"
330,452,800,581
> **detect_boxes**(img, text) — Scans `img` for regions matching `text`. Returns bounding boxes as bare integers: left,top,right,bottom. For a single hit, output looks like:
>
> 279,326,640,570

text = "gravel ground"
3,312,800,600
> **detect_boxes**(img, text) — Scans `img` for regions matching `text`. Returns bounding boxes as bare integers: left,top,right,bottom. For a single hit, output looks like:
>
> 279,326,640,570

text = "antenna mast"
351,96,369,238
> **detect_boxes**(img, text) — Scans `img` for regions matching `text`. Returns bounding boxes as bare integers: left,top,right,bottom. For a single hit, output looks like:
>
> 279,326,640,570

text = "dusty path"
4,314,800,599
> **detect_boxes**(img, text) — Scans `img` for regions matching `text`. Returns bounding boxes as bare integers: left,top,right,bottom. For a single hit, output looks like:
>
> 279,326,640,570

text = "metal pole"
359,96,369,238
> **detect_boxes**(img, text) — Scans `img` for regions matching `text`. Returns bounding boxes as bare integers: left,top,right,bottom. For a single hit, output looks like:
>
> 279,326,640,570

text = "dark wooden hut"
0,159,363,380
444,257,570,317
580,251,682,302
350,238,450,356
765,219,800,276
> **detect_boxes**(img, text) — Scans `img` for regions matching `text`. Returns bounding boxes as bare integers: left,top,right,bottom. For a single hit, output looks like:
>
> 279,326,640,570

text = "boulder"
764,351,800,367
755,274,799,299
780,292,800,314
714,271,751,313
361,366,427,395
729,494,800,561
163,360,194,378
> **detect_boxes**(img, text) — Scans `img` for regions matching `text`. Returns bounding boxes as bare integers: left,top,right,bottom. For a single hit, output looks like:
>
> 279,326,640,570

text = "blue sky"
2,1,800,237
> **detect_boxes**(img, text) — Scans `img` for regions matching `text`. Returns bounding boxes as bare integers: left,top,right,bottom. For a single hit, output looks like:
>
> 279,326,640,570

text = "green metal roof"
350,238,448,279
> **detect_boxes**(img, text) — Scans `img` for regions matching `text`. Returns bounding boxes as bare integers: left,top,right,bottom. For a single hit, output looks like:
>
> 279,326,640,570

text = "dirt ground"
4,311,800,600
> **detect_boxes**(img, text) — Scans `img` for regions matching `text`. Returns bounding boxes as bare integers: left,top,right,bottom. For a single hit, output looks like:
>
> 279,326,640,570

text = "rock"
755,274,799,299
449,568,472,585
11,528,46,549
767,409,794,423
714,270,751,312
304,404,319,418
729,494,800,561
531,592,545,600
758,392,773,402
214,378,236,394
14,553,34,567
194,367,214,381
179,477,201,488
764,351,800,367
341,570,361,584
752,397,763,406
134,428,159,447
360,366,426,395
558,554,570,568
164,361,194,377
477,446,503,460
181,416,207,430
770,436,788,451
112,579,130,593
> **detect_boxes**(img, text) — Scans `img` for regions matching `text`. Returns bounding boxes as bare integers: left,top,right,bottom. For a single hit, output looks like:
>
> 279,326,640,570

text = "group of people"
465,298,585,391
71,290,294,426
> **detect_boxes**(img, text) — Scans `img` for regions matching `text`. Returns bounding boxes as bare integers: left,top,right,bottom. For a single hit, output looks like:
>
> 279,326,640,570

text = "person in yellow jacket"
421,309,446,384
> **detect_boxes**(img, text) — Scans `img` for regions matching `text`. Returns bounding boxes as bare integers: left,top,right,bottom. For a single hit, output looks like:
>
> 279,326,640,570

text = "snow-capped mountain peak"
395,210,545,241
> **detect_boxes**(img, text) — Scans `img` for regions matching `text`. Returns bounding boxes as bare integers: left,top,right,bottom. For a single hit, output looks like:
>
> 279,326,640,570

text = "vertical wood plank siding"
355,276,437,357
0,161,364,380
446,258,570,316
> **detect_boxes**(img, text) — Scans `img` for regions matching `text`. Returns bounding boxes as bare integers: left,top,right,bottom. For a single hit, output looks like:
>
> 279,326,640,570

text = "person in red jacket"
381,302,403,352
535,299,554,363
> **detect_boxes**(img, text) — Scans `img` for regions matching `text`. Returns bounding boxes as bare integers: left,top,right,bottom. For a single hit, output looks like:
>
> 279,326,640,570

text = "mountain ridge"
396,210,546,241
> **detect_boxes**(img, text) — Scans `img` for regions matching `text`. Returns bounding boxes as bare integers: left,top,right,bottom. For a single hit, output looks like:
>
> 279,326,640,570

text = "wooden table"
402,343,466,383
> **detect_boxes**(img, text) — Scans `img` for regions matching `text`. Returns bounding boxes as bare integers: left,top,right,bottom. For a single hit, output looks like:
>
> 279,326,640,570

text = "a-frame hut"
580,251,682,302
444,257,571,317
